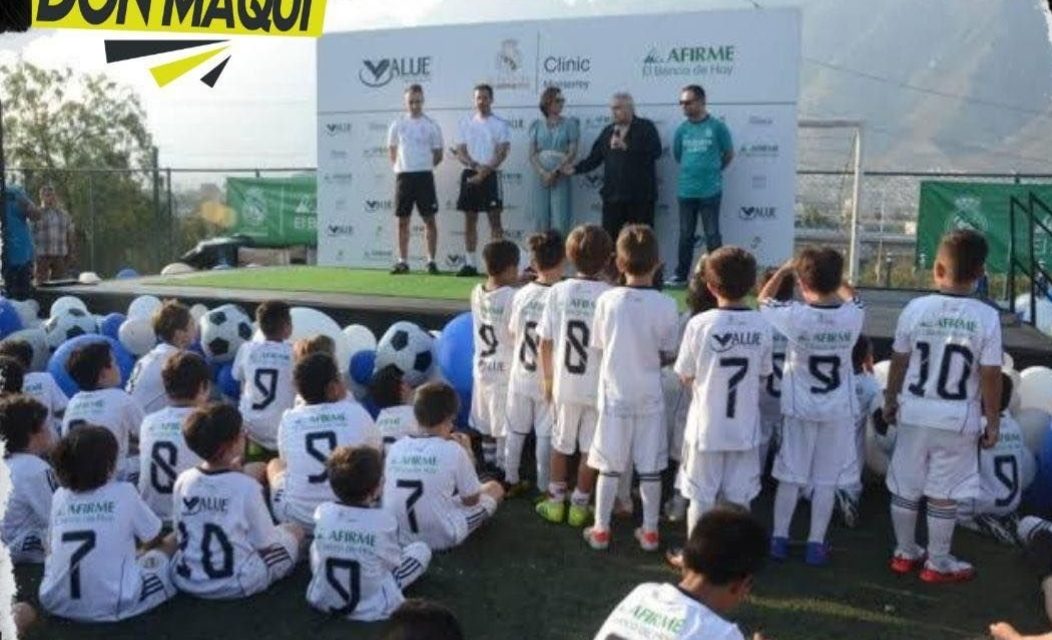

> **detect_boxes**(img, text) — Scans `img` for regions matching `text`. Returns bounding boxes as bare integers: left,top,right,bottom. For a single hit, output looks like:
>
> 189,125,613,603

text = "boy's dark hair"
296,335,336,360
52,425,118,492
0,395,48,453
406,84,423,95
473,83,494,99
256,300,292,340
1001,371,1013,414
686,259,718,317
760,267,794,301
328,446,383,505
383,599,465,640
616,224,660,276
0,339,33,370
795,246,844,295
939,229,988,283
370,364,405,410
295,352,340,405
0,356,25,395
153,300,193,343
852,334,873,374
566,224,613,276
162,351,211,402
682,505,769,585
704,246,756,300
482,240,520,277
413,382,459,429
527,229,564,271
183,403,243,462
682,84,706,102
66,342,112,391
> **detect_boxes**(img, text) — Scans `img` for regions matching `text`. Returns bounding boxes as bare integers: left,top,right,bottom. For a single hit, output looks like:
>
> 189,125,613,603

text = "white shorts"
7,529,46,564
471,383,508,438
681,446,761,507
42,549,176,622
269,471,315,531
773,417,859,487
175,525,300,599
552,402,598,455
505,392,553,438
886,423,980,502
423,493,499,551
587,407,668,475
244,416,280,452
307,542,432,622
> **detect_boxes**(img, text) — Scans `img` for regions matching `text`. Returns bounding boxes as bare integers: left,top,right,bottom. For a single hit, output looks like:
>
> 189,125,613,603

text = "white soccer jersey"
674,308,772,451
62,388,145,473
593,582,745,640
172,467,292,599
759,299,865,422
40,481,163,621
233,340,296,449
592,287,680,415
507,281,553,399
126,343,179,415
23,371,68,439
758,331,788,425
471,284,516,388
892,293,1002,435
382,436,481,550
138,405,202,522
537,277,612,407
975,414,1035,516
855,372,882,434
376,404,420,453
1,452,56,561
388,114,443,174
276,400,381,526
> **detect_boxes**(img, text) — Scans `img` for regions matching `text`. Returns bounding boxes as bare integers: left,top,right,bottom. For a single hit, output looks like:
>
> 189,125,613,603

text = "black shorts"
456,169,503,213
394,171,439,218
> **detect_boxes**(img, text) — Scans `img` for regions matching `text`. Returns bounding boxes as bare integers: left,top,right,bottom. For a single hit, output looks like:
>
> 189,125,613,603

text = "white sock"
570,488,590,507
809,486,835,543
495,436,506,470
890,494,921,554
687,499,712,538
427,251,435,263
926,502,957,563
1019,516,1052,545
504,431,527,484
536,436,551,491
465,251,477,267
639,473,662,532
595,473,619,531
481,439,497,467
548,481,568,502
773,482,801,538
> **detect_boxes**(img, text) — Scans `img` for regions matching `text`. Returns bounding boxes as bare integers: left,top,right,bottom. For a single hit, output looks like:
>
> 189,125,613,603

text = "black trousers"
601,200,656,242
2,262,33,300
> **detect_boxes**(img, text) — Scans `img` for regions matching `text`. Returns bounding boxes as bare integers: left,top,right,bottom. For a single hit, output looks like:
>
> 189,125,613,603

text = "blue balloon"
350,350,377,387
188,340,206,358
435,312,474,395
361,396,380,419
0,297,23,340
454,387,472,431
116,268,139,279
99,312,127,341
215,362,239,399
48,335,136,398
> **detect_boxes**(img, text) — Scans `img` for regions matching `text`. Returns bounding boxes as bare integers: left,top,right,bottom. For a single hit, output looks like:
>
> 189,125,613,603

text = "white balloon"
1003,352,1015,372
1016,407,1052,458
872,360,891,388
1015,294,1052,336
429,329,442,339
342,324,377,358
1020,366,1052,415
49,295,87,319
118,317,157,356
77,271,101,285
127,295,162,320
10,299,39,328
864,414,897,477
3,327,49,371
1007,367,1023,416
189,304,209,323
290,307,351,372
161,262,195,276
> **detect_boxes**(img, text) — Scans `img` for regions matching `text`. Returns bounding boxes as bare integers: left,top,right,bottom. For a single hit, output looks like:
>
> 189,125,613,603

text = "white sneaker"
920,555,975,583
634,527,660,552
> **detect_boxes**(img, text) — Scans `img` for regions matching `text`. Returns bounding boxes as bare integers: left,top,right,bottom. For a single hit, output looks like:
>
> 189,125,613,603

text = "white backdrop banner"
317,8,801,269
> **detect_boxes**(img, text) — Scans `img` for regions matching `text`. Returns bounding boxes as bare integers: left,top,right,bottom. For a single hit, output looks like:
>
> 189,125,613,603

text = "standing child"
535,224,614,526
883,229,1003,582
0,339,66,439
173,403,305,599
308,446,431,621
756,267,793,472
584,225,680,552
371,364,420,454
759,247,864,566
470,240,520,472
127,300,197,414
505,229,564,495
137,351,210,522
233,300,296,454
39,426,177,621
0,396,56,563
838,335,881,528
268,352,381,530
383,382,505,551
674,247,772,534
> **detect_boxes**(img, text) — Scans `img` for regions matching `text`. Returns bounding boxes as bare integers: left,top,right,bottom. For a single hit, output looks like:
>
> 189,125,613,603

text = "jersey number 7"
62,530,96,600
397,479,424,534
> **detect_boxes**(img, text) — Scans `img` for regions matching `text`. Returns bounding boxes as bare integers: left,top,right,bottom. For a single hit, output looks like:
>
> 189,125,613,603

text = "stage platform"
34,269,1052,369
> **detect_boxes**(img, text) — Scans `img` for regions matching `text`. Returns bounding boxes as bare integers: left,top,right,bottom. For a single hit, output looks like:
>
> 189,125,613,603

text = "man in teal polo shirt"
3,184,40,300
670,84,734,285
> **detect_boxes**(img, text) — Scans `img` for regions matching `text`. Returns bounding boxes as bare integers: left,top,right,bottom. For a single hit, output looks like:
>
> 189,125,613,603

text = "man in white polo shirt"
453,83,511,277
388,84,444,275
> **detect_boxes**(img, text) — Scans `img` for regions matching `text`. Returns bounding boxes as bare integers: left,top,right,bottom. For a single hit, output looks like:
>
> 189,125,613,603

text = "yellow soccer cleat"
567,504,593,528
535,498,566,524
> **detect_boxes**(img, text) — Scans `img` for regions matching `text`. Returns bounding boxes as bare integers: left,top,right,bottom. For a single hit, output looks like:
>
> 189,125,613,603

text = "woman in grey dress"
528,87,580,237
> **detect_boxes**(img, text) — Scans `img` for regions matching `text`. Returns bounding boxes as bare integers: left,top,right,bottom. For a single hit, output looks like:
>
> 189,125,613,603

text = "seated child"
0,395,56,563
233,300,296,453
0,339,66,439
371,364,421,455
127,300,197,414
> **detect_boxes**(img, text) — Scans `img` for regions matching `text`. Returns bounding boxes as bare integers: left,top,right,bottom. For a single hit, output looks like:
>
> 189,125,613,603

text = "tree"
0,60,165,276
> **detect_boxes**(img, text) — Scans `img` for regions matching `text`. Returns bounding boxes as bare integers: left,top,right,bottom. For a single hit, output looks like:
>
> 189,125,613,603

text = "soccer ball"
376,321,435,386
199,304,253,362
44,308,98,350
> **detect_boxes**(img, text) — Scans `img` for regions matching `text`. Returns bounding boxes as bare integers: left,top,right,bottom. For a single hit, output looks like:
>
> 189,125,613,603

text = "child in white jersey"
40,426,177,621
759,247,864,566
0,339,66,439
593,506,769,640
372,364,420,454
0,395,56,563
308,445,431,621
127,300,197,415
837,335,881,528
756,267,793,472
62,341,145,483
535,224,614,527
173,403,305,599
233,300,296,455
268,352,381,530
504,229,564,496
584,225,680,552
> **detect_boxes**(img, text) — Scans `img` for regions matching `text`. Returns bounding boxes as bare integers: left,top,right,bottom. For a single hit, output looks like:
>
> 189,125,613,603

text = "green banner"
226,176,317,246
917,181,1052,274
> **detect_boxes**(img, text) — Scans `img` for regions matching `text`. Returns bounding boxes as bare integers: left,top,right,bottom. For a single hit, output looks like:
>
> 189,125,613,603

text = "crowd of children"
1,221,1047,639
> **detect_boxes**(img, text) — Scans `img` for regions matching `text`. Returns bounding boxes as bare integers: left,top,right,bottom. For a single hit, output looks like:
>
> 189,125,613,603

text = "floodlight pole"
848,126,864,284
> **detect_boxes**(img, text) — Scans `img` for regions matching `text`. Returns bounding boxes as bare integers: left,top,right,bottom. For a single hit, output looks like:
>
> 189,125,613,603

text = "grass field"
14,482,1049,640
